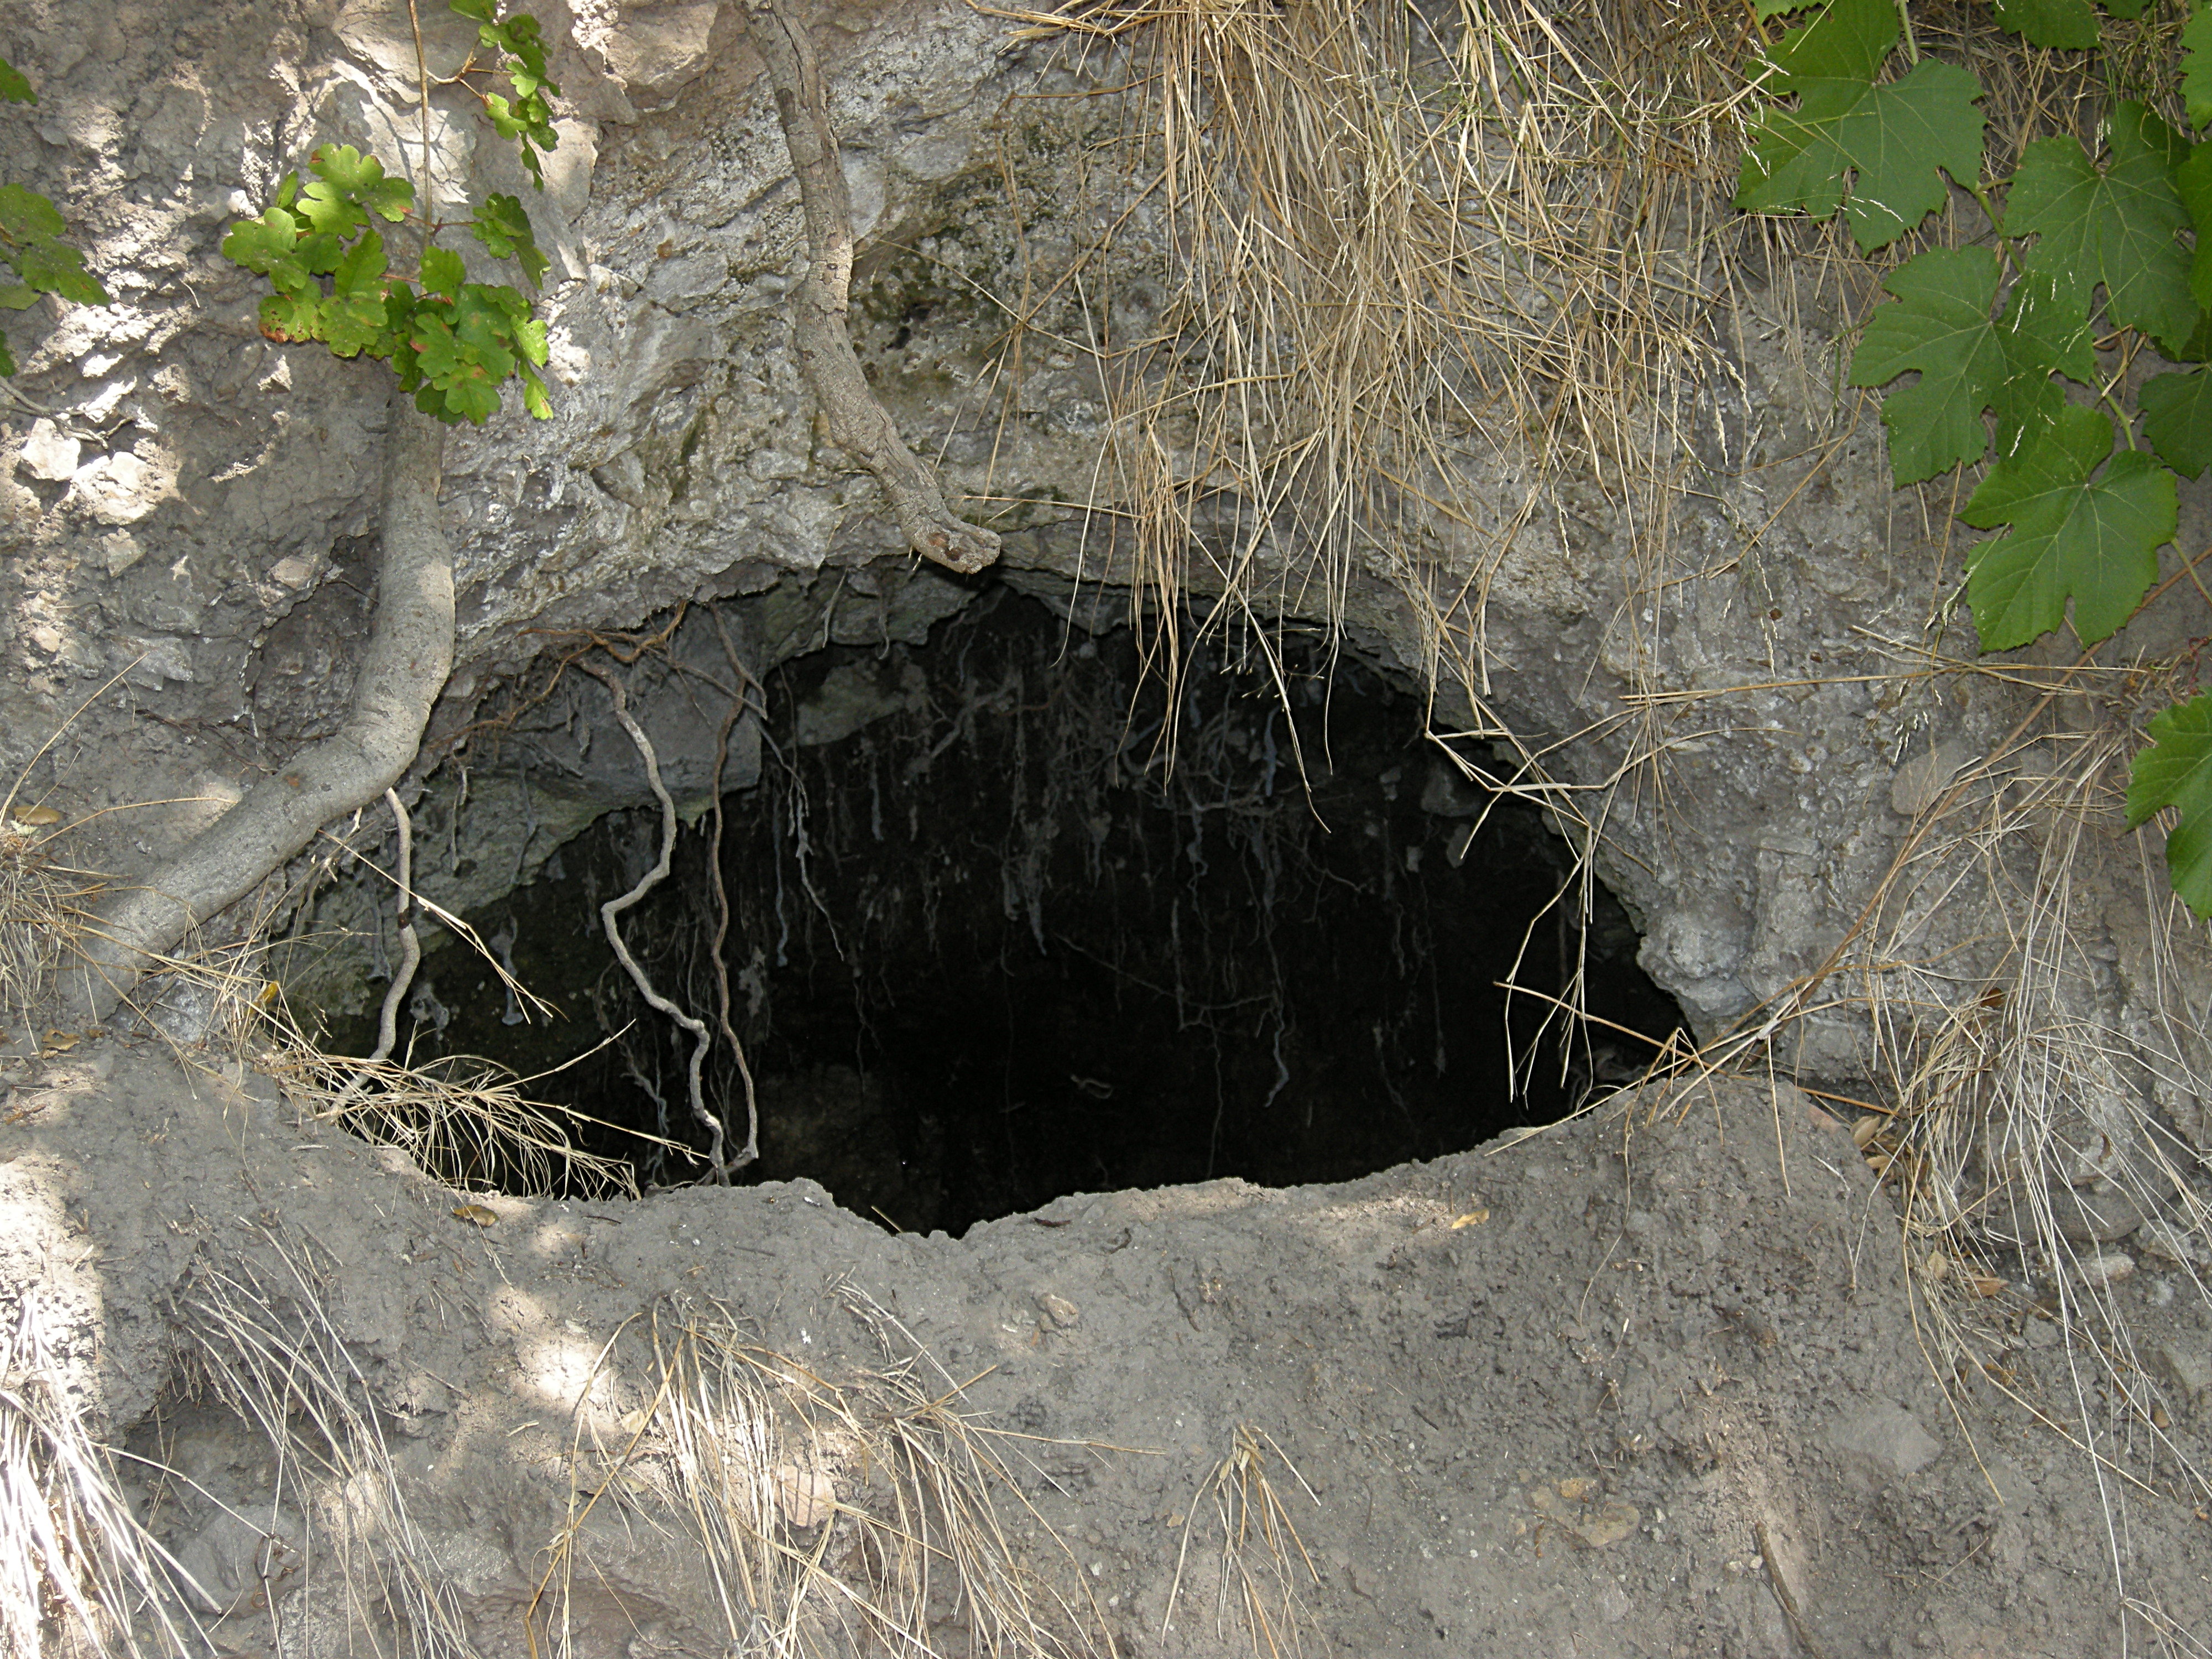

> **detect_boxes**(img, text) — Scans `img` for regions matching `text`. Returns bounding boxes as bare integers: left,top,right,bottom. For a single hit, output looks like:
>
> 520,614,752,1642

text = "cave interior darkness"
343,588,1686,1234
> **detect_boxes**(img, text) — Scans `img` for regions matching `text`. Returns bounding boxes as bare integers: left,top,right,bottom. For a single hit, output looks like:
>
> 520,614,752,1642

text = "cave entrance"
364,587,1686,1233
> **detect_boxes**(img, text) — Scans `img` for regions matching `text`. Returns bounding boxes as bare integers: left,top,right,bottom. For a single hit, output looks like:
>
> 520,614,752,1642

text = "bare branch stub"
739,0,1000,576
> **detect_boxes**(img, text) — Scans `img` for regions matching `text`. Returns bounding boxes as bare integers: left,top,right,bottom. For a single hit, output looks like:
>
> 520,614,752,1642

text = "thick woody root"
61,402,452,1029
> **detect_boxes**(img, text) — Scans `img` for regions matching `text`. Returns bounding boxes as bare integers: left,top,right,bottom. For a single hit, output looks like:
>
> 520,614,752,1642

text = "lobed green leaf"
1737,48,1985,253
0,55,33,105
2187,8,2212,133
471,192,549,288
2005,104,2198,352
420,243,467,300
13,237,109,307
1960,405,2175,648
2127,694,2212,916
0,181,64,242
2138,368,2212,477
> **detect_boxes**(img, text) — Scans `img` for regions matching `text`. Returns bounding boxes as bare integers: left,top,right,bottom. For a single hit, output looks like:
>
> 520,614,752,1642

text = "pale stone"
17,419,80,482
1830,1402,1940,1487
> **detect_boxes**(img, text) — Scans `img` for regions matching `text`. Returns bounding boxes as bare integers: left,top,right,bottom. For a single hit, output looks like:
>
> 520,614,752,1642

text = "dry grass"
264,1035,645,1199
1162,1423,1319,1659
1679,652,2212,1594
0,819,97,1040
534,1289,1113,1659
0,1299,205,1659
174,1224,483,1659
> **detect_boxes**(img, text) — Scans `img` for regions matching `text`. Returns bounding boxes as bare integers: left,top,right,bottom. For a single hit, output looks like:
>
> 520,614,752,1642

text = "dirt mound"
4,1038,2208,1656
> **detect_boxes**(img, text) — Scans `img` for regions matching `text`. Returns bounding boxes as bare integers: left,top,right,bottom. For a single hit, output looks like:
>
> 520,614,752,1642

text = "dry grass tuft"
0,819,98,1040
175,1225,482,1658
534,1289,1113,1659
263,1034,644,1199
1163,1422,1319,1659
0,1297,205,1659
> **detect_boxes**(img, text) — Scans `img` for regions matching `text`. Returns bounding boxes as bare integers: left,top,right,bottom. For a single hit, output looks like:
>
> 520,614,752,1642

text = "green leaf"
0,182,65,243
2186,8,2212,132
517,358,552,418
0,282,36,310
1994,268,2095,457
13,238,107,307
442,373,501,424
221,207,302,277
470,193,548,288
448,0,497,19
0,332,15,377
420,243,466,299
2004,105,2198,352
2169,138,2212,311
2126,694,2212,916
1992,0,2100,49
1850,247,2005,484
2138,369,2212,477
331,229,388,298
512,313,548,367
411,311,466,383
260,286,322,343
1846,249,2093,483
0,56,34,105
1736,34,1986,254
1960,405,2175,648
2104,0,2146,16
307,144,413,226
321,293,392,356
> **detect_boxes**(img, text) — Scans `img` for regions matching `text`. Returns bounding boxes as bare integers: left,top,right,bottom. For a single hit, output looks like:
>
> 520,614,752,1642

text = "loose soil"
6,1037,2211,1657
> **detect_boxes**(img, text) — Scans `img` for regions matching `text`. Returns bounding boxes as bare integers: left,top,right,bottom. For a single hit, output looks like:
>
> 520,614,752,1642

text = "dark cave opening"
352,588,1687,1233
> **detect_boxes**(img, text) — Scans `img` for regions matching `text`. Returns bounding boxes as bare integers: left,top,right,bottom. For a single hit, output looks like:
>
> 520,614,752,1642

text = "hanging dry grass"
263,1035,646,1199
533,1290,1114,1659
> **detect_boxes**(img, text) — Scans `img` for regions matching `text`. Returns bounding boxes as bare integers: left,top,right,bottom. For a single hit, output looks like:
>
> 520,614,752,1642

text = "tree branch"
62,400,453,1026
739,0,1000,576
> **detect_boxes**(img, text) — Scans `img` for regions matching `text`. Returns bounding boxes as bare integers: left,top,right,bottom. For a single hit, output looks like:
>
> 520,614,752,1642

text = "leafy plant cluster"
220,0,559,425
1736,0,2212,912
0,54,108,378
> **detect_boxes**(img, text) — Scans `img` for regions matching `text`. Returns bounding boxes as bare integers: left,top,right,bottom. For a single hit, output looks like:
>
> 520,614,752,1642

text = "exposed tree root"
582,659,728,1183
330,788,420,1113
739,0,1001,576
62,402,452,1027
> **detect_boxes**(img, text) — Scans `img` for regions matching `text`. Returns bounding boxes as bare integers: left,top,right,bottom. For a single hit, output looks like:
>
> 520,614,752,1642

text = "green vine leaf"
1993,0,2101,50
2004,102,2198,352
2138,368,2212,477
1959,405,2175,649
469,193,548,289
1850,247,2006,484
2167,137,2212,311
0,57,34,105
420,244,467,300
0,181,63,242
2127,693,2212,916
2185,7,2212,132
1848,250,2093,484
1735,0,1985,252
1993,270,2095,458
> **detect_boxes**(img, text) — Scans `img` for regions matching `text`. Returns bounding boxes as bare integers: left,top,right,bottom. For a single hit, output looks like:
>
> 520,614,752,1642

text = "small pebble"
2077,1253,2135,1288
